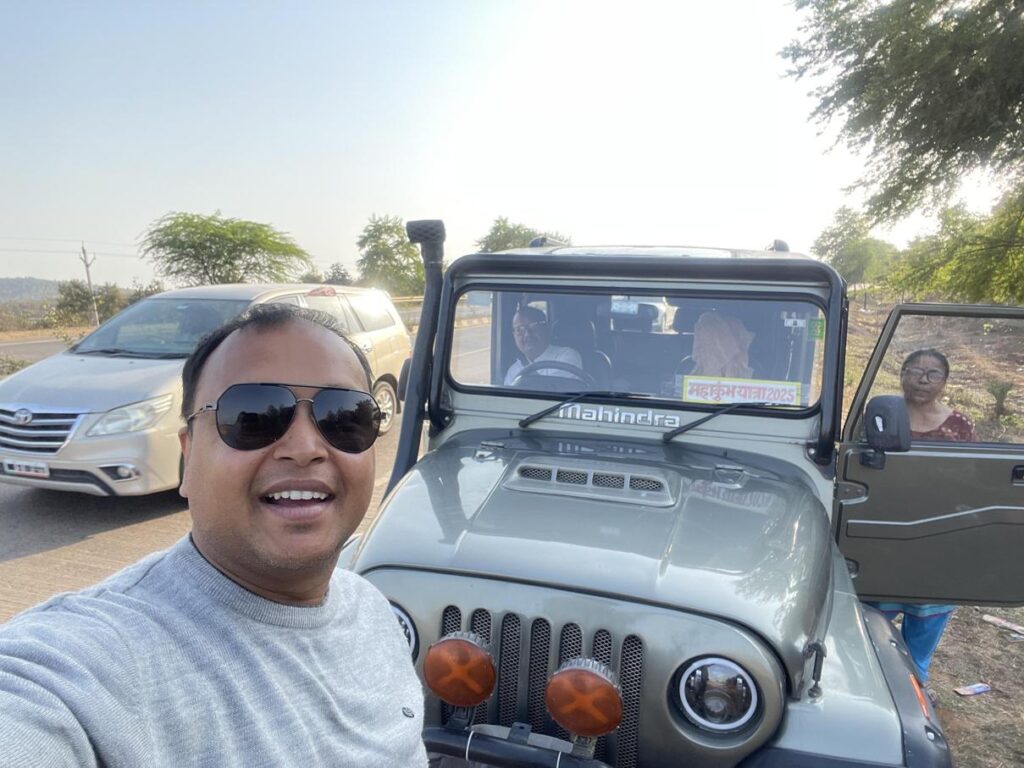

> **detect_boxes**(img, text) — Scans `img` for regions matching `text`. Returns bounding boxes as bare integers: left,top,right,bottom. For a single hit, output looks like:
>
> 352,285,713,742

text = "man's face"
179,320,374,597
513,311,549,361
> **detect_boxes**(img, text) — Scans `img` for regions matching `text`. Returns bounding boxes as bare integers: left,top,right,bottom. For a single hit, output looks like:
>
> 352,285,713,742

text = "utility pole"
79,243,100,326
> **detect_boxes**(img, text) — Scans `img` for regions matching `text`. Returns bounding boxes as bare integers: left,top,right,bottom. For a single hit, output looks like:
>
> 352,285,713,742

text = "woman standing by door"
869,348,977,689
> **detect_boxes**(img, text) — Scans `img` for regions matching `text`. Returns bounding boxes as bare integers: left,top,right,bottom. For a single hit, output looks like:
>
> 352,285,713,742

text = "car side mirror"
861,395,911,469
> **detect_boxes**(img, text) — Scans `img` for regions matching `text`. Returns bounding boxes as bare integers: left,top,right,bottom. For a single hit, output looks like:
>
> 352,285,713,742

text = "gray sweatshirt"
0,536,428,768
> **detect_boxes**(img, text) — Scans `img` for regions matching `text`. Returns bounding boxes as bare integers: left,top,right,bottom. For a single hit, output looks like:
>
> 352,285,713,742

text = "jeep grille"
0,408,81,454
555,469,587,485
518,466,553,481
511,460,673,507
629,476,664,492
592,472,625,489
438,605,644,768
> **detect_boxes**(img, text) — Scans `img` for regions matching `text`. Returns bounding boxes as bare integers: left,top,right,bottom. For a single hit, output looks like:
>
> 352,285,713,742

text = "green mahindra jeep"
347,221,1024,768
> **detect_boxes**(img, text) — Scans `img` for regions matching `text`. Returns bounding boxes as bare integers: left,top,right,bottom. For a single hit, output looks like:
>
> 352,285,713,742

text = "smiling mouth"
261,489,335,506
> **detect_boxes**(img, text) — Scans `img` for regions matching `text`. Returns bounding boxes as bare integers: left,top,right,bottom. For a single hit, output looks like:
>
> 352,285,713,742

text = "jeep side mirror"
861,395,911,469
397,357,411,401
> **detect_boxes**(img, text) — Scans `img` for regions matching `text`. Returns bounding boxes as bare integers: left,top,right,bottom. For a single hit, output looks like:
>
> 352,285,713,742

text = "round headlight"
677,657,758,732
390,603,418,660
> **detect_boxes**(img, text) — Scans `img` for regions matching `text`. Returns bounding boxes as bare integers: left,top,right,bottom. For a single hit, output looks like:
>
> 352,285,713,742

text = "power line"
0,236,138,249
0,247,141,259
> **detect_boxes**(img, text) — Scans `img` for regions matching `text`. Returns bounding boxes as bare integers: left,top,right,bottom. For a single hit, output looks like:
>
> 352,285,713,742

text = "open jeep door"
836,303,1024,605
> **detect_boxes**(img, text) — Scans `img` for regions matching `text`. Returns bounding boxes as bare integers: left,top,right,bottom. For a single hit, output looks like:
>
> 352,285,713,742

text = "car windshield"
72,297,251,357
449,289,827,409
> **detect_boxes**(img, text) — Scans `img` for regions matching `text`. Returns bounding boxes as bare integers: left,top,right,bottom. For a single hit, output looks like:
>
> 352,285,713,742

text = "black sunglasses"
186,383,381,453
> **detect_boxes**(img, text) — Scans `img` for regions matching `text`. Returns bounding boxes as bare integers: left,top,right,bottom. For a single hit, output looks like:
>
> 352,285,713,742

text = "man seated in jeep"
503,306,583,385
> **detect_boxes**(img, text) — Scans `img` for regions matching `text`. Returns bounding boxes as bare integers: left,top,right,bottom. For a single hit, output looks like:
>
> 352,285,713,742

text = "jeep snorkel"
387,219,446,495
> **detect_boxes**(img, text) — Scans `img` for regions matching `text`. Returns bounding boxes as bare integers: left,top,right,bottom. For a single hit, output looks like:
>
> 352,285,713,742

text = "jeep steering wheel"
512,360,595,387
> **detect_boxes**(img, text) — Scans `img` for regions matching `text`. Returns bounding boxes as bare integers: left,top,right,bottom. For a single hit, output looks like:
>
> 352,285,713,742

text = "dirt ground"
845,293,1024,768
931,606,1024,768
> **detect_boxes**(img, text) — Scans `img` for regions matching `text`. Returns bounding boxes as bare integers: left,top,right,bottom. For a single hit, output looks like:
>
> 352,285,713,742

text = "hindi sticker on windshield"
682,376,801,406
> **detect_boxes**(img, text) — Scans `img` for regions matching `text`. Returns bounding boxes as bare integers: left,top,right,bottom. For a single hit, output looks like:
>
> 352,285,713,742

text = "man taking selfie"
0,305,427,767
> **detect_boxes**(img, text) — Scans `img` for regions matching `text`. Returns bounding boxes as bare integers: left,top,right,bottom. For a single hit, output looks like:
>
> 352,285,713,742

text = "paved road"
0,338,67,364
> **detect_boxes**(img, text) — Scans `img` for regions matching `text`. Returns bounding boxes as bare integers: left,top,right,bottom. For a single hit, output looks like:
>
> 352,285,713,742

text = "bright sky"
0,0,995,286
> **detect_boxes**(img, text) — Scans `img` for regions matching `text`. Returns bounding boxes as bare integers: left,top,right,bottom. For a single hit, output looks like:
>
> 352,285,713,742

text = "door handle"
1013,465,1024,484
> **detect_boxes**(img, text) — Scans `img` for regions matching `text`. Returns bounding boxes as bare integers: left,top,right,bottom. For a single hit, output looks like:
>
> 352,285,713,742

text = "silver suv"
345,221,1024,768
0,283,409,496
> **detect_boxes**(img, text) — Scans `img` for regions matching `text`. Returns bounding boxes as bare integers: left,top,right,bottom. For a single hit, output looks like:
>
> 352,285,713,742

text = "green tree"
94,283,126,321
141,211,312,286
475,217,570,252
784,0,1024,222
125,278,165,306
52,280,96,324
325,262,354,286
812,207,898,284
356,215,423,295
43,280,161,341
49,280,128,326
298,268,323,283
888,193,1024,303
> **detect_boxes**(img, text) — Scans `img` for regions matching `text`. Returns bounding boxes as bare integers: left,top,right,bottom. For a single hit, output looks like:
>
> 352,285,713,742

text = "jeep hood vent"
507,458,673,507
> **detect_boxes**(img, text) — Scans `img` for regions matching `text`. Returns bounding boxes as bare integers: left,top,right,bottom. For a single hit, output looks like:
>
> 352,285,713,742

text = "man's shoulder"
331,567,391,610
330,568,414,659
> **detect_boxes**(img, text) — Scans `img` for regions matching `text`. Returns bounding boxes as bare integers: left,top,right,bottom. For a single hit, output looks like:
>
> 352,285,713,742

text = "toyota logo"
13,408,32,426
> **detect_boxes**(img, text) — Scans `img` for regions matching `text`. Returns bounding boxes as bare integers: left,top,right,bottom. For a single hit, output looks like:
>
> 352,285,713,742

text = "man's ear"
178,427,191,499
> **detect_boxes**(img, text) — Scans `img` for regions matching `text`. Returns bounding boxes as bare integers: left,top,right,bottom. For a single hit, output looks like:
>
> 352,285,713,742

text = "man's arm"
503,359,523,386
0,609,141,768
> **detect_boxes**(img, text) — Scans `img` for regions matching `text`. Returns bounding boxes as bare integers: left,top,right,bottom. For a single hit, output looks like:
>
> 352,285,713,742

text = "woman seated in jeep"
678,311,755,379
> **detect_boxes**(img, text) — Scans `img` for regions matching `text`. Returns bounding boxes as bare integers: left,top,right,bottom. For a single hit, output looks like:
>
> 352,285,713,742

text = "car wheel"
373,380,398,435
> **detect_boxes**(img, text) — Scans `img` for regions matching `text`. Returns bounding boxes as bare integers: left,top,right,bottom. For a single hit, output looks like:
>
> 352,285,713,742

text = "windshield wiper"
519,391,651,429
74,347,144,356
661,401,772,443
73,347,184,359
133,351,189,359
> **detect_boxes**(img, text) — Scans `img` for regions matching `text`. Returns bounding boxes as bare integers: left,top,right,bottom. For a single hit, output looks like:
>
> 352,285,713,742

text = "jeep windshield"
449,289,826,409
72,297,251,358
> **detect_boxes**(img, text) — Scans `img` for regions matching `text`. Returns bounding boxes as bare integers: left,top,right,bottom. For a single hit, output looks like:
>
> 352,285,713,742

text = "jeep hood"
0,352,183,412
356,433,832,687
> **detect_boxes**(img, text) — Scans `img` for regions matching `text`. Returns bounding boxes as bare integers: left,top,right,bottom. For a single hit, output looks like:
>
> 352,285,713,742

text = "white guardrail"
390,296,490,331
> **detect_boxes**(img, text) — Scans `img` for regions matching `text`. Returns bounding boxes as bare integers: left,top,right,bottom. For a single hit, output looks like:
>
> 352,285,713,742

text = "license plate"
2,459,50,478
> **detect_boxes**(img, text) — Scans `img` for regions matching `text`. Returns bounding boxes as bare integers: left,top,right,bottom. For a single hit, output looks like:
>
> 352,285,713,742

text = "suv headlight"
676,657,758,732
87,394,174,437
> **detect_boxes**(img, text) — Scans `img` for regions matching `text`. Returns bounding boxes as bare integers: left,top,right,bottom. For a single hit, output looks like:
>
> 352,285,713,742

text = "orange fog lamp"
423,632,496,708
544,659,623,738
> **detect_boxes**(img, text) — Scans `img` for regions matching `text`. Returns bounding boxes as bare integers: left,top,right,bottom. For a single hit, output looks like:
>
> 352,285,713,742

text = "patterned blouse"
911,411,977,442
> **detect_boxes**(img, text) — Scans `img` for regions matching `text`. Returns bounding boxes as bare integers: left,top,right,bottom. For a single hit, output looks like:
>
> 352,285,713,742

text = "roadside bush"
986,380,1013,418
0,300,53,332
0,355,30,377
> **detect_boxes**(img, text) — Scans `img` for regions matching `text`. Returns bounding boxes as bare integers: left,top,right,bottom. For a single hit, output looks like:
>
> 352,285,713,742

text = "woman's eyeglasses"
187,383,381,453
901,366,946,384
